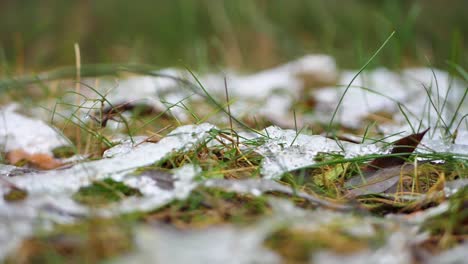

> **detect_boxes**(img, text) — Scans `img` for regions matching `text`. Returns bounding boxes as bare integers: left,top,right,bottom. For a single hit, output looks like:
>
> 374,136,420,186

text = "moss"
73,178,142,206
3,187,28,202
52,146,76,159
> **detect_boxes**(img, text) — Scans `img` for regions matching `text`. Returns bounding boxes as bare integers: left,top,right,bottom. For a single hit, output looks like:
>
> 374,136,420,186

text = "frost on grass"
0,123,213,260
0,104,70,154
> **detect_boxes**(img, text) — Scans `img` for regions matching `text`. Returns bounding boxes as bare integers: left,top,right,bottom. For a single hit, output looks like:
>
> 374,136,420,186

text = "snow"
0,104,70,154
72,54,336,128
112,198,418,264
0,124,213,259
116,224,280,264
313,67,467,141
0,54,466,262
256,126,383,179
5,123,213,194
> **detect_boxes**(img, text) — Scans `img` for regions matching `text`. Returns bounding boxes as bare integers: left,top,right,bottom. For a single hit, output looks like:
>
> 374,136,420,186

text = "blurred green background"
0,0,466,75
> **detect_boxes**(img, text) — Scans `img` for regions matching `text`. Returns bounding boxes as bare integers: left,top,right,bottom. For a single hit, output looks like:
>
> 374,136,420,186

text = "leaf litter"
0,54,467,263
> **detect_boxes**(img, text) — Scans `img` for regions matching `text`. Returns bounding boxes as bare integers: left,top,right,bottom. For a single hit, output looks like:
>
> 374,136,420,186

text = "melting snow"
313,67,467,141
75,54,336,127
0,124,213,259
256,126,383,179
0,54,466,262
112,198,416,264
0,104,70,154
5,123,213,194
114,224,280,264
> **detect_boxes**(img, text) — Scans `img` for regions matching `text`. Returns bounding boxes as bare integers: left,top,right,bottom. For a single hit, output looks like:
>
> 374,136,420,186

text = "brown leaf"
140,169,175,190
365,128,429,171
6,149,62,170
97,101,170,127
345,165,414,196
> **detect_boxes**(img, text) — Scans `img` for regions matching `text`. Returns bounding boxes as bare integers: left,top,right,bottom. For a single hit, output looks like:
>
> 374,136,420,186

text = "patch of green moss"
73,178,142,206
52,146,76,158
3,187,28,202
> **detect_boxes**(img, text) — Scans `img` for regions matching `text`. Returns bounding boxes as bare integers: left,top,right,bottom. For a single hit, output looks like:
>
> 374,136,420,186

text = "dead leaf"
6,149,62,170
96,101,170,127
365,128,429,171
345,164,414,196
140,169,175,190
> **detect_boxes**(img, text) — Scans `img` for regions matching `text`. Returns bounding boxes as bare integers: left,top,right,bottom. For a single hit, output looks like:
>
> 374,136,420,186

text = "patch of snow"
102,136,149,158
418,139,468,156
0,124,213,260
75,54,336,128
312,67,467,139
0,164,201,260
113,198,388,264
101,164,201,215
256,126,382,179
454,130,468,145
203,54,337,98
427,242,468,264
0,104,70,154
444,179,468,196
6,123,213,194
114,224,280,264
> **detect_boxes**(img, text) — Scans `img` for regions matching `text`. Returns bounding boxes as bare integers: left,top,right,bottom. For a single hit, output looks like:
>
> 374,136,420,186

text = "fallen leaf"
345,165,414,196
140,169,175,190
96,101,170,127
6,149,62,170
365,128,429,171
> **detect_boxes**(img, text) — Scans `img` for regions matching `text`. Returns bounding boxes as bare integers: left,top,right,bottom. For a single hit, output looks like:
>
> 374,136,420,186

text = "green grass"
73,178,142,206
0,0,466,74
